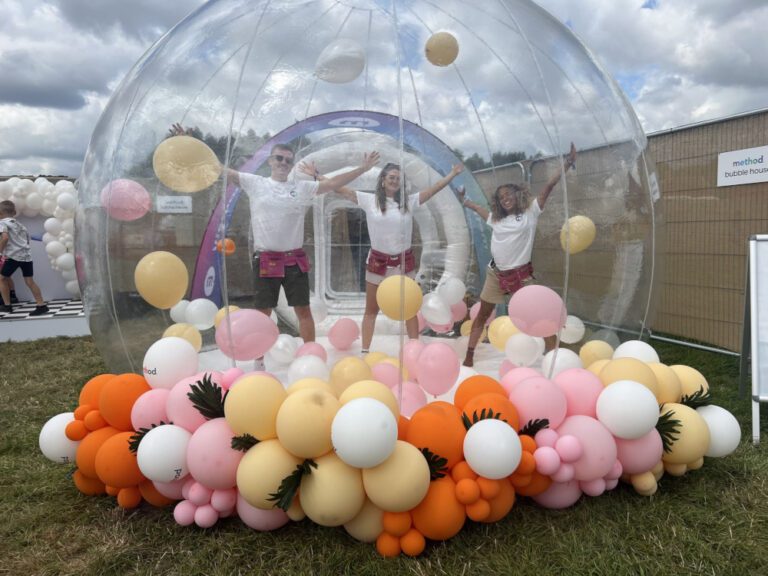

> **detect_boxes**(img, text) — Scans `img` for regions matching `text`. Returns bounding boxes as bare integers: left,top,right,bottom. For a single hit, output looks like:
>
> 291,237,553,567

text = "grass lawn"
2,336,767,575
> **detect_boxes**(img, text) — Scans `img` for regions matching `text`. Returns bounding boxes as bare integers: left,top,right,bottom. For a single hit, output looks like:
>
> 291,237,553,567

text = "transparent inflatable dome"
76,0,662,373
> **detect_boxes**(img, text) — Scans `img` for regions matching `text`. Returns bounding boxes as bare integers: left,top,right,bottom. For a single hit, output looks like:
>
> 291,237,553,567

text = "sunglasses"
271,154,294,165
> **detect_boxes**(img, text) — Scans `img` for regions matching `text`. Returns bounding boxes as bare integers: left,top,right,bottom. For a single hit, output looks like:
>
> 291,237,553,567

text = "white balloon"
17,179,34,196
463,419,522,479
266,333,299,366
0,181,11,200
287,355,329,384
61,218,75,234
589,329,621,349
42,232,55,244
170,299,190,324
185,298,219,330
22,207,38,217
314,38,366,83
11,194,26,211
697,405,741,457
53,207,71,220
55,252,75,271
540,348,582,378
61,269,77,281
137,424,191,482
44,217,62,235
613,340,660,363
310,295,328,323
45,240,66,258
142,336,199,389
65,280,80,295
596,380,659,439
559,315,586,344
39,412,79,464
504,333,545,367
42,199,57,216
57,192,77,211
25,192,43,211
420,292,452,325
332,398,398,468
436,277,466,306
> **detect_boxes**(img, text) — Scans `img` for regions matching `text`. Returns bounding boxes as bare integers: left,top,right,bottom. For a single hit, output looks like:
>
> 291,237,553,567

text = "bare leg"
361,282,379,351
294,305,315,343
406,316,419,340
464,299,496,367
0,276,10,305
24,277,45,306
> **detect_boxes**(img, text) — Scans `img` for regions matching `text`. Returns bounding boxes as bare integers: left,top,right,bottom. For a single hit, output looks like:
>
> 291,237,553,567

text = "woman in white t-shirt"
460,143,577,367
302,161,463,352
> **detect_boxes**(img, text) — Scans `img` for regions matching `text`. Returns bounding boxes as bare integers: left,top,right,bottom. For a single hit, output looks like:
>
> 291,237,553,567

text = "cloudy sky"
1,0,766,177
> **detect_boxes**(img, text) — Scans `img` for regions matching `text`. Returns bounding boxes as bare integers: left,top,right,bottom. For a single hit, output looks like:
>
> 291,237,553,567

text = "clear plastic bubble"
76,0,660,373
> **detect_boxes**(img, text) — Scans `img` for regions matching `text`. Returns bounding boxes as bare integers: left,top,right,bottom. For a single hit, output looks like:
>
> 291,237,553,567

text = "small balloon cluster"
40,328,741,557
0,176,81,295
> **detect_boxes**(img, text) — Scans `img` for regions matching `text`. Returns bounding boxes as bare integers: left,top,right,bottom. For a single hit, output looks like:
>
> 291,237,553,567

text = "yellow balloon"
339,380,400,421
344,498,384,543
275,388,340,459
363,351,388,367
560,215,597,254
330,357,373,397
362,441,430,512
488,316,518,351
376,275,423,321
287,377,335,397
648,363,683,404
660,403,710,465
162,323,202,352
134,251,189,309
152,135,222,193
425,31,459,66
299,452,366,527
669,365,709,398
214,305,241,328
599,358,659,397
236,439,302,509
586,358,611,376
579,339,614,367
460,319,486,341
224,374,287,440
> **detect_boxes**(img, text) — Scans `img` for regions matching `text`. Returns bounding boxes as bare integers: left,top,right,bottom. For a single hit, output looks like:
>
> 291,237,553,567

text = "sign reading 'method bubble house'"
718,145,768,187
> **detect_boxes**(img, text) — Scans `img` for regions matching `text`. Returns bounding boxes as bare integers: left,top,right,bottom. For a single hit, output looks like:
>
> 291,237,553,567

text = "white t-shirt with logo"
0,217,32,262
239,173,319,252
356,191,421,255
487,200,542,270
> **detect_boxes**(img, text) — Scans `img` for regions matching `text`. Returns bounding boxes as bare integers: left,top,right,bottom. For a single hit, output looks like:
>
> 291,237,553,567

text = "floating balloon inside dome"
74,0,660,376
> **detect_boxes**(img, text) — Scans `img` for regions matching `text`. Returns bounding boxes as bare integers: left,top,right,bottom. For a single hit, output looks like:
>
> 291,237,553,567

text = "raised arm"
418,164,464,204
538,142,577,209
297,161,357,203
316,151,380,196
457,186,490,221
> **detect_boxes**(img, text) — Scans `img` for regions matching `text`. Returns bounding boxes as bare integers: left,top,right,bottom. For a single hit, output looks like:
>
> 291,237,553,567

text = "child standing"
0,200,49,315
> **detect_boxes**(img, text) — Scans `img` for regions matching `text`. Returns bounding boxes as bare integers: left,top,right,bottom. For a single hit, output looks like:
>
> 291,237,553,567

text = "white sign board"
717,145,768,187
750,235,768,443
156,196,193,214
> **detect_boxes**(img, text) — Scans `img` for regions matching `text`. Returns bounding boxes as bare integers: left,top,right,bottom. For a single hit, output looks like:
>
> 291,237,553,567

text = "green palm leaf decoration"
128,421,170,453
461,407,507,430
519,419,550,437
187,373,227,420
656,408,682,453
680,388,712,410
268,459,317,511
420,447,449,480
231,434,259,452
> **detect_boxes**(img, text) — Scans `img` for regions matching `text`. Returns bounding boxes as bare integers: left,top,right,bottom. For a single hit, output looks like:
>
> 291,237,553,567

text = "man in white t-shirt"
227,144,380,343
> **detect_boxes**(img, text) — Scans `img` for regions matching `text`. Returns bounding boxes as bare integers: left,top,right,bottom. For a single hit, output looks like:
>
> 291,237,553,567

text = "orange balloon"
78,374,116,407
83,410,107,431
453,375,506,409
117,486,143,509
99,374,151,431
406,402,466,470
515,471,552,497
376,532,401,557
382,511,412,537
397,415,410,441
65,419,88,441
515,451,537,476
73,469,105,496
106,485,121,496
95,431,145,488
400,529,426,557
216,238,236,255
450,460,477,483
73,404,93,420
476,477,501,500
465,498,491,521
75,426,119,479
483,478,516,523
462,392,519,432
139,480,176,508
411,476,466,541
455,478,480,505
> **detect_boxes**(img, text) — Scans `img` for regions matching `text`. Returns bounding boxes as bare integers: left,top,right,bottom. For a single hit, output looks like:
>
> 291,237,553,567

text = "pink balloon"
371,362,401,389
188,481,213,506
450,300,468,323
556,415,617,481
615,429,664,475
236,494,290,531
552,463,575,483
507,285,567,337
131,388,170,431
553,368,604,418
296,342,328,362
534,446,560,475
328,318,360,351
194,504,219,528
416,312,427,333
216,309,279,360
500,367,541,396
535,428,559,448
100,178,151,221
498,359,518,379
470,302,496,325
427,321,453,334
167,371,225,433
402,340,424,381
555,434,583,463
153,478,186,500
186,418,244,490
174,500,197,526
220,368,244,391
392,380,428,418
533,480,582,509
508,376,567,430
417,342,460,396
181,477,195,500
210,488,238,513
580,478,607,497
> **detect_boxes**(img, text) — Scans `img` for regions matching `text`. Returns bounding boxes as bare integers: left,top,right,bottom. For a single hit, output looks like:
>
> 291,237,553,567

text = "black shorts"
1,258,33,278
252,259,310,309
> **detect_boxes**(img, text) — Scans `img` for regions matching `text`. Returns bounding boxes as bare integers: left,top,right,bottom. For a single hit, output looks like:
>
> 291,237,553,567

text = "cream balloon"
344,499,384,543
329,356,372,397
134,251,189,309
214,305,241,328
425,31,459,66
275,388,340,458
560,215,597,254
299,452,366,526
162,323,202,352
224,374,287,440
153,135,222,193
314,38,366,84
236,439,302,510
376,275,423,321
362,441,430,512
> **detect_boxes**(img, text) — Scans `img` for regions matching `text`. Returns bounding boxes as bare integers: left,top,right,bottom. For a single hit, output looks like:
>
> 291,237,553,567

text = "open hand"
298,160,319,178
362,151,381,171
450,164,464,177
168,122,186,137
455,185,466,204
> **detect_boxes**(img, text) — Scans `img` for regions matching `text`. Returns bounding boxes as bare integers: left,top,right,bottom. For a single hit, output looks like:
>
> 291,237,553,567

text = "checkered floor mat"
0,298,84,320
